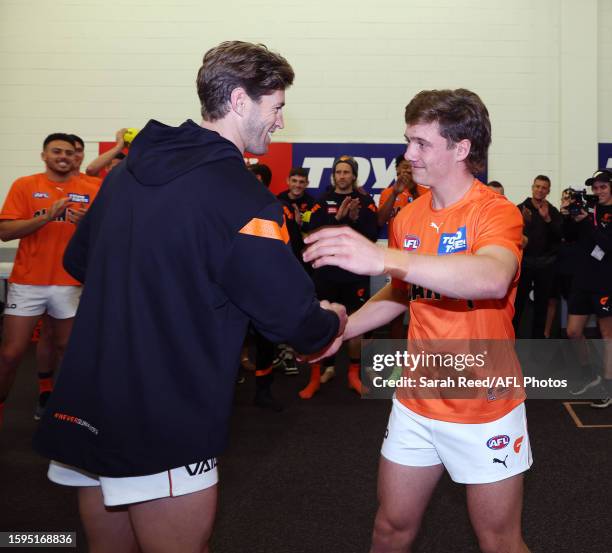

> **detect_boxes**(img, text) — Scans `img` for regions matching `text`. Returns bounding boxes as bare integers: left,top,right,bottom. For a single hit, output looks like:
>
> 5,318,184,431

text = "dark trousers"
513,257,556,338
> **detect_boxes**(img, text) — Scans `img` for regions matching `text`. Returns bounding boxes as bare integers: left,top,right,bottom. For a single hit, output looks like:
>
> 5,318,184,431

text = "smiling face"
242,89,285,155
404,121,466,188
287,174,308,199
531,178,550,202
592,180,612,205
41,140,75,177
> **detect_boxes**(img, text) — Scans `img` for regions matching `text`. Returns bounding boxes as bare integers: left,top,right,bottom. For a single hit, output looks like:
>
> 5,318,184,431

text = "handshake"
298,300,348,363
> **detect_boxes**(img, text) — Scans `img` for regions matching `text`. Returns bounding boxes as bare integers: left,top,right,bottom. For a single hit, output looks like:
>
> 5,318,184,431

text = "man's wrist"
383,248,408,280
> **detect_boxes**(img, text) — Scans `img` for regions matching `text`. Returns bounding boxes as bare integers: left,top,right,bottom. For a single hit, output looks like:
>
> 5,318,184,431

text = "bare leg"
129,486,218,553
544,298,557,338
370,457,444,553
467,474,530,553
47,316,74,361
598,317,612,380
0,315,41,401
36,315,59,375
566,314,590,369
78,487,141,553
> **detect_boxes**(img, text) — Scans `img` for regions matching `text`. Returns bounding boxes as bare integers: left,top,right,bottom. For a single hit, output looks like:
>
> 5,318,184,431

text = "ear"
40,150,46,162
455,139,471,163
230,87,248,117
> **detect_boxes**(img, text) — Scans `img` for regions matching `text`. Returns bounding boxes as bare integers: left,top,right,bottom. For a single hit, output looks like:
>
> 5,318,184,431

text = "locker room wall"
0,0,609,246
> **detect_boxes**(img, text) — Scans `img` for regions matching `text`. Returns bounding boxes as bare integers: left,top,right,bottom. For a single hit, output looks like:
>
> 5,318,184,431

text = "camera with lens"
566,188,598,217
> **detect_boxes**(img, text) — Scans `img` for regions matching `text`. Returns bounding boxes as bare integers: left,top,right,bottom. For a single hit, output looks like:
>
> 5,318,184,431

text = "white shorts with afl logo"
48,458,218,507
381,400,532,484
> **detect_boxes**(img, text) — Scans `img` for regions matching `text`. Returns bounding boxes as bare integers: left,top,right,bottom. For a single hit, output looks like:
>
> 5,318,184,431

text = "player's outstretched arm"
303,226,517,301
345,283,409,340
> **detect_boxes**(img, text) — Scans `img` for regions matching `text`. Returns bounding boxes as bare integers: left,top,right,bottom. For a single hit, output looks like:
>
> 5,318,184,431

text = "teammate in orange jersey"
0,133,99,427
34,133,103,421
304,89,532,553
377,155,427,234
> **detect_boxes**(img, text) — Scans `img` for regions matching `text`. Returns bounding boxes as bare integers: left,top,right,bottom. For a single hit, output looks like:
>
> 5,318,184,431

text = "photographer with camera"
562,170,612,408
513,175,563,337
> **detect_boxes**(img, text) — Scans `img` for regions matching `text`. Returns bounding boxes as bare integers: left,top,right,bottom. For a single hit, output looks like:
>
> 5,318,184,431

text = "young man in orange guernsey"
304,89,532,553
0,133,99,427
33,133,103,421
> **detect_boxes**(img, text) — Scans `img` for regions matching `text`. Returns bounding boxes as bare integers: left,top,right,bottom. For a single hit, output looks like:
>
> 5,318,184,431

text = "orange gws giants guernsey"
0,173,99,286
391,180,525,424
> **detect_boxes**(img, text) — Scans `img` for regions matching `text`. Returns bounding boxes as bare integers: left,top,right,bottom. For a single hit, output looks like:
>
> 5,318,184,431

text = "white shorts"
4,283,82,319
48,459,219,507
381,400,533,484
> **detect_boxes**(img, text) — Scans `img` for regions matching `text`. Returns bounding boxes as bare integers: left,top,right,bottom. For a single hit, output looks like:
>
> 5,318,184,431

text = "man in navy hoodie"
34,41,345,553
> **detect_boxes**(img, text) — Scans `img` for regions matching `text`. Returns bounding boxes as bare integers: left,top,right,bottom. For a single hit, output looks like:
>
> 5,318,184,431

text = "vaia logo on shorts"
33,192,49,199
438,226,468,255
486,435,510,450
185,458,217,476
403,235,420,251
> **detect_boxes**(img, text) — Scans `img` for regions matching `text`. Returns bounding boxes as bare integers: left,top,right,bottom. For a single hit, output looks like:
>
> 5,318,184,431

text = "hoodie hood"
126,119,243,186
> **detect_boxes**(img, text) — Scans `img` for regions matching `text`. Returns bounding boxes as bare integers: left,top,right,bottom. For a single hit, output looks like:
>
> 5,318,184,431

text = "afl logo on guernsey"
438,226,467,254
486,435,510,450
33,192,49,199
403,235,420,251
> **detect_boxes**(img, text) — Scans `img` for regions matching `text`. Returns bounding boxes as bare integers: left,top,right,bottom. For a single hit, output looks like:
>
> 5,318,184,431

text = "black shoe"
590,397,612,409
283,361,299,376
254,389,284,412
34,391,51,421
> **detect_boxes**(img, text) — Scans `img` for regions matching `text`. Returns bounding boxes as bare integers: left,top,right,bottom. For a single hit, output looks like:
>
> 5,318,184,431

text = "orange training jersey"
78,172,103,188
380,184,429,249
0,173,99,286
391,180,524,423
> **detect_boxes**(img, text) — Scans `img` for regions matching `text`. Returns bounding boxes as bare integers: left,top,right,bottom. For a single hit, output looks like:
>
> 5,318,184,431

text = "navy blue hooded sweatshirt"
34,120,339,477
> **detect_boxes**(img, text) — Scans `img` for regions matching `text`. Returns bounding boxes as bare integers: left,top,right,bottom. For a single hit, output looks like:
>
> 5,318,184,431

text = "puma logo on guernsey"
430,221,443,233
185,458,217,476
493,455,508,468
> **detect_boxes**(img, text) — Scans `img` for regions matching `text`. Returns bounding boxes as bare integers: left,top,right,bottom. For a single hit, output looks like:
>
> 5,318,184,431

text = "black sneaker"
590,397,612,409
283,363,299,376
34,392,51,421
569,375,601,396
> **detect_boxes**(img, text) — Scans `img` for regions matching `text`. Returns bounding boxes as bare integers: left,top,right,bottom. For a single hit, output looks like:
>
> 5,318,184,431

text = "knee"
371,511,418,552
0,346,25,370
566,327,582,340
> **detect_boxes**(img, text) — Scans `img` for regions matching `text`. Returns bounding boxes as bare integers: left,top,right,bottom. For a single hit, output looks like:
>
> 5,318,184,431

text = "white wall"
599,0,612,144
0,0,609,237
